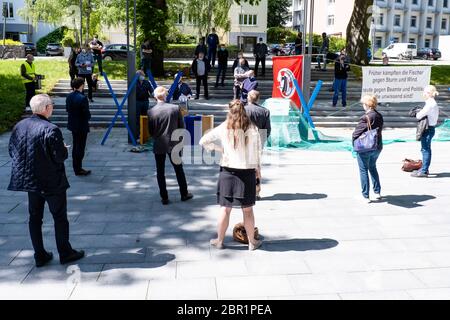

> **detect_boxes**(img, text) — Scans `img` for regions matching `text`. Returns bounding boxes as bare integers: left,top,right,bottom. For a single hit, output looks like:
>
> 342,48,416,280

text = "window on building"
442,18,448,30
411,16,417,27
378,13,384,25
239,14,257,26
2,2,14,18
412,0,419,4
394,15,401,27
327,15,335,26
375,36,383,49
444,0,449,8
176,13,183,25
393,37,400,43
426,17,432,28
409,38,415,43
428,0,433,6
425,39,431,47
395,0,402,3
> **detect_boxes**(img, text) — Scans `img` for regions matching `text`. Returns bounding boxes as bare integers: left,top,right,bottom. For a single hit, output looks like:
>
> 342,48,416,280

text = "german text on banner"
362,66,431,103
272,55,303,107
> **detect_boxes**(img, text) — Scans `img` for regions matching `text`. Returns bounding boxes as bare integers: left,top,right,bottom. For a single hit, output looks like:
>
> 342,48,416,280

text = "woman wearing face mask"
352,95,384,203
75,46,95,102
411,85,440,178
232,50,249,72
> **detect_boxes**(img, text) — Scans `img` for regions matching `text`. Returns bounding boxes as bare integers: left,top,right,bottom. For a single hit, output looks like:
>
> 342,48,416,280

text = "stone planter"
0,45,26,59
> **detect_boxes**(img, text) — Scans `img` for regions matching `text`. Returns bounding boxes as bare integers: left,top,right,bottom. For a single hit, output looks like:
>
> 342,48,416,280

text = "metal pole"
133,0,137,49
126,0,137,143
3,3,7,46
302,0,312,106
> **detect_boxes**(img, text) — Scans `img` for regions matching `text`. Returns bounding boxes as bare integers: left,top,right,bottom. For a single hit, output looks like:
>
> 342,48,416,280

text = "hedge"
36,27,67,53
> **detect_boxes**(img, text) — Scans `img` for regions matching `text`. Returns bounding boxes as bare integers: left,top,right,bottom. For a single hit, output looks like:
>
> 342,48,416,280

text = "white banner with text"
362,66,431,103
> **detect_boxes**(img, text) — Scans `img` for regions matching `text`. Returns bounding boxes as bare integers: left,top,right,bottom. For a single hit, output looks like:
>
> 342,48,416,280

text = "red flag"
272,55,303,108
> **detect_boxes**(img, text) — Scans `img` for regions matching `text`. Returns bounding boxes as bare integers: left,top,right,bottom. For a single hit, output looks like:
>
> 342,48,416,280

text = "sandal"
210,239,225,250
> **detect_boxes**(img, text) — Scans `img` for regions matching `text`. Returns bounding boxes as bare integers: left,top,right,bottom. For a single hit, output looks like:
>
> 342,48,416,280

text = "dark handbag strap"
366,114,372,131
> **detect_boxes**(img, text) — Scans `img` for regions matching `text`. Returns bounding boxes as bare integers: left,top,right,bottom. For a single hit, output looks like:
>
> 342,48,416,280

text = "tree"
267,0,290,28
346,0,374,65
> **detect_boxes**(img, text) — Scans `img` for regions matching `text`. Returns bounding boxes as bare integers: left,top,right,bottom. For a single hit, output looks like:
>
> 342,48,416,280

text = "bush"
1,39,22,46
36,27,67,53
167,28,196,44
267,27,297,44
61,30,77,47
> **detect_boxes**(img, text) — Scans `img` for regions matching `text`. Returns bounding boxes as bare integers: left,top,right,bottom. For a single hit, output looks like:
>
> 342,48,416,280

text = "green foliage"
36,27,67,53
267,0,291,28
267,27,297,44
1,39,23,46
167,27,197,44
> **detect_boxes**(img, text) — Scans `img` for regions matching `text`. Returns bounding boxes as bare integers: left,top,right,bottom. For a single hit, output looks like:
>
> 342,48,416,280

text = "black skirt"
217,167,256,208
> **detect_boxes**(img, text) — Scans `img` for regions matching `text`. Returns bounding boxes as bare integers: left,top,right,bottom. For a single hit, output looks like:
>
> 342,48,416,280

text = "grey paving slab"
70,282,149,300
409,267,450,288
0,282,75,299
407,288,450,300
147,278,217,300
339,290,412,300
97,261,176,284
0,249,20,266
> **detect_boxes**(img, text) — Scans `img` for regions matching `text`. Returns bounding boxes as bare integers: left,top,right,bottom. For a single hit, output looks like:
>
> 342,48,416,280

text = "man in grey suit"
244,90,271,200
148,86,193,205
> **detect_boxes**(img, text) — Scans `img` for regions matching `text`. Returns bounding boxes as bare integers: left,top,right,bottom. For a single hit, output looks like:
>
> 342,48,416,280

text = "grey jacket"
147,102,185,154
75,52,95,75
409,106,429,141
245,103,271,144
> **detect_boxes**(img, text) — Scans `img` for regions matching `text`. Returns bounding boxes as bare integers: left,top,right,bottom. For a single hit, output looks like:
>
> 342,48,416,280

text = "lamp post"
301,0,314,105
126,0,138,143
3,2,7,46
79,0,82,45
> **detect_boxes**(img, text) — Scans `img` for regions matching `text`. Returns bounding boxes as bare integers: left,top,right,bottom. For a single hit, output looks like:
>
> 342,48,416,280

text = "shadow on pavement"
262,238,338,252
377,194,436,208
260,193,328,201
430,172,450,178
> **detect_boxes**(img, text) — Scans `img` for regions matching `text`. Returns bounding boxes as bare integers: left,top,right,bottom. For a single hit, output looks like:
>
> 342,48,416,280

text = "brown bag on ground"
402,159,422,172
232,222,260,244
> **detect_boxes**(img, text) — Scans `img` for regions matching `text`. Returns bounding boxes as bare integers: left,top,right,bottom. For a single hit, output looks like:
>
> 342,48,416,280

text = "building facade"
175,0,268,52
1,0,56,43
291,0,450,49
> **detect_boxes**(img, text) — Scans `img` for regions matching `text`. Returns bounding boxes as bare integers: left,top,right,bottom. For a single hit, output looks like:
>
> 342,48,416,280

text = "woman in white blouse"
412,85,440,177
199,100,263,250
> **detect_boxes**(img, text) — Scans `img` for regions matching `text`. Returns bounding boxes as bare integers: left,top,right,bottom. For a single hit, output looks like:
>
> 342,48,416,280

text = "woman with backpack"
352,95,384,203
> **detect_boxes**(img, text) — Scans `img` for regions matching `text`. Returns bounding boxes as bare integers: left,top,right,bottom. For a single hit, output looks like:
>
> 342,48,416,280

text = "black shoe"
181,193,194,202
35,251,53,268
195,96,199,100
161,198,169,205
60,250,85,265
89,99,94,103
214,84,219,88
205,96,210,100
75,169,91,176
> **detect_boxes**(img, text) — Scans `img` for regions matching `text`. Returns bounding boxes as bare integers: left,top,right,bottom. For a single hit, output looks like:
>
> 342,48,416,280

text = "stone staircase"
49,67,450,129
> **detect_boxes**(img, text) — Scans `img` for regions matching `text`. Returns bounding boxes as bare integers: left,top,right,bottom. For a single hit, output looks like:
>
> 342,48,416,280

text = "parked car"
23,42,37,55
45,43,64,56
417,48,441,60
102,44,135,61
382,43,417,60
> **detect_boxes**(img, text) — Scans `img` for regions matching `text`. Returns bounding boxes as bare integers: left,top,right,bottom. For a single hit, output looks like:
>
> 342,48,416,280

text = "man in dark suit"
244,90,271,200
8,94,85,267
253,38,268,77
66,77,91,176
148,86,193,205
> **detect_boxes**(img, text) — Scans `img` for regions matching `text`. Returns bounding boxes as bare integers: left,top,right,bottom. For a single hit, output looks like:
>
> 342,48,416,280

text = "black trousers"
28,191,73,259
195,75,209,99
72,131,88,174
94,53,103,73
24,81,36,108
216,65,227,85
255,57,266,76
78,74,94,100
155,153,188,200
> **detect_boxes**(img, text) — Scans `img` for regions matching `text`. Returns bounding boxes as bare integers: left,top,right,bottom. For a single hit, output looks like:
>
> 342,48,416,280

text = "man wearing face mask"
232,51,249,71
75,46,95,102
253,38,268,77
215,44,229,88
21,54,38,112
135,70,154,139
89,35,104,74
191,52,211,100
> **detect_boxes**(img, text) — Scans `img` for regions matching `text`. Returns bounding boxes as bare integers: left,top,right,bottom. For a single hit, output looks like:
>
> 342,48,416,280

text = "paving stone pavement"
0,127,450,300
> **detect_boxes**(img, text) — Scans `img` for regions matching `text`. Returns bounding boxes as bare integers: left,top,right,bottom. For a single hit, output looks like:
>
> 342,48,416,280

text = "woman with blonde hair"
352,94,384,203
199,100,263,250
411,85,440,177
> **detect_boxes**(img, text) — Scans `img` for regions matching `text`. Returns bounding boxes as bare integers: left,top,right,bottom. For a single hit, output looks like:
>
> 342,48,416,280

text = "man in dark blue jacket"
8,94,85,267
207,28,219,67
240,70,258,104
66,78,91,176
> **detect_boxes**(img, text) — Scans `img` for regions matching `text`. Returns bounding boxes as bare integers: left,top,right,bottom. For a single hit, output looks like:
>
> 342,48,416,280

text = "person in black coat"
333,53,351,107
8,94,85,267
194,37,207,57
253,38,268,77
68,45,80,87
352,95,384,203
191,52,211,99
147,86,193,205
215,44,229,87
66,78,92,176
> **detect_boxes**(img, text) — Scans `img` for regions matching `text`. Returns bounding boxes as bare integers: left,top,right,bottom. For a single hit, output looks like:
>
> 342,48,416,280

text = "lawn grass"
0,58,191,134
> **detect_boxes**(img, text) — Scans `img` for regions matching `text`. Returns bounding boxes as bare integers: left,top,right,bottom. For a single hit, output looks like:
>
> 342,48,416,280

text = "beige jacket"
199,122,262,169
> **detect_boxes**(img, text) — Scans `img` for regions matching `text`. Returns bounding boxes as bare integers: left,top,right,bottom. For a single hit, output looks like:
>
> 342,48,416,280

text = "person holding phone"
75,45,95,102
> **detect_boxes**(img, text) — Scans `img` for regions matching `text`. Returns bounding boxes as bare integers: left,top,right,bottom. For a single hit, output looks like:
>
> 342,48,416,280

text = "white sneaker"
373,193,382,200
